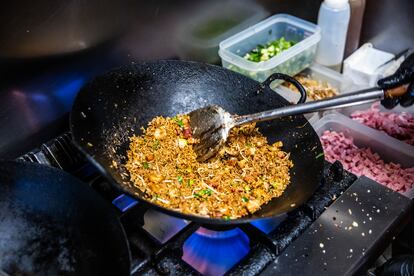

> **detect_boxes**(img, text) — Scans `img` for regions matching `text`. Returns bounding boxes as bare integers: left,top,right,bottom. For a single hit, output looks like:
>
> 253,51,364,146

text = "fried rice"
124,115,293,219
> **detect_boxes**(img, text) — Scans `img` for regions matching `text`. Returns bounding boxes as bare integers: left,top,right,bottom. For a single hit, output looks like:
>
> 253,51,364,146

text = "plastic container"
274,63,355,124
218,14,321,84
325,101,414,153
343,43,395,86
176,0,268,64
313,112,414,198
331,101,414,118
315,0,350,70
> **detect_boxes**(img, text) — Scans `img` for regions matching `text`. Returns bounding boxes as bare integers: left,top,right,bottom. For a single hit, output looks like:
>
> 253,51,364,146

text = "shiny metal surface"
0,44,127,158
360,0,414,54
0,0,134,58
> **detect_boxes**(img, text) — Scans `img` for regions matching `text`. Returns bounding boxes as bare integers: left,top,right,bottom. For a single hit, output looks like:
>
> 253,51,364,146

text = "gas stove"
17,132,413,275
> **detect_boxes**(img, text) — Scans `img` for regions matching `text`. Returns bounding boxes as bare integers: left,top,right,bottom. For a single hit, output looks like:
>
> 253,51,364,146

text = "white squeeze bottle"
316,0,351,71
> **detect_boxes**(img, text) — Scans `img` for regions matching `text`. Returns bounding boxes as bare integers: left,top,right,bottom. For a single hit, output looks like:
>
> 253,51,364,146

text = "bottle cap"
325,0,348,9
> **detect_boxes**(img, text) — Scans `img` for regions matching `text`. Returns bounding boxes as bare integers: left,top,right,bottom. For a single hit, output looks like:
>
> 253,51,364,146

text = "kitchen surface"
0,0,413,275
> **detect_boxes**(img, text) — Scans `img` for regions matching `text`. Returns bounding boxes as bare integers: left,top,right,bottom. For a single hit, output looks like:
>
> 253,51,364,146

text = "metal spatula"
189,86,407,162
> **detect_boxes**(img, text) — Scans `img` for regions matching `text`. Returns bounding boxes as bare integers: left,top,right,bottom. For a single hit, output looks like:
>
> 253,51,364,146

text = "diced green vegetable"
152,140,160,150
143,162,150,169
223,215,231,221
199,189,212,196
177,175,183,184
194,189,212,198
173,116,185,127
187,179,195,187
242,196,249,202
244,37,296,62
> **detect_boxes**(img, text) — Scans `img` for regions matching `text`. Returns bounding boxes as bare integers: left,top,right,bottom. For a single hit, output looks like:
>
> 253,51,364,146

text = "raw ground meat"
320,130,414,193
350,103,414,145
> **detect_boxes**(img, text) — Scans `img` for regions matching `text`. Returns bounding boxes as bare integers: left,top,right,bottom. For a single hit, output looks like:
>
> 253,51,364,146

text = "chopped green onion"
244,37,295,62
315,152,324,159
173,116,185,127
242,196,249,203
152,140,160,150
199,189,212,196
187,179,195,187
193,189,212,198
223,215,231,221
143,162,150,169
177,175,183,184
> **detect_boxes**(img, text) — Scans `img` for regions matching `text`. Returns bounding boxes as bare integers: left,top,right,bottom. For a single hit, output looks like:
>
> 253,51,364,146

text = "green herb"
177,175,183,184
193,189,212,198
152,140,160,150
173,116,185,127
199,189,212,196
223,215,231,221
315,152,325,159
143,162,150,169
187,179,195,187
242,196,249,203
246,143,252,147
244,37,296,62
151,195,158,201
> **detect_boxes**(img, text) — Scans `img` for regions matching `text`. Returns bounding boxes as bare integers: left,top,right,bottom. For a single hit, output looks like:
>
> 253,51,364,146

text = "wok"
70,60,324,225
0,161,131,275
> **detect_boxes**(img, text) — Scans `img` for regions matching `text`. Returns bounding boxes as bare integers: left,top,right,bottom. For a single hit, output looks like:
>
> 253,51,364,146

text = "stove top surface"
17,132,413,275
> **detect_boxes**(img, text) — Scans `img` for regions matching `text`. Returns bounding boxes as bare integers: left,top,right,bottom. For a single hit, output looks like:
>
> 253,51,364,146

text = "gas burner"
250,214,288,234
143,209,188,244
182,227,250,276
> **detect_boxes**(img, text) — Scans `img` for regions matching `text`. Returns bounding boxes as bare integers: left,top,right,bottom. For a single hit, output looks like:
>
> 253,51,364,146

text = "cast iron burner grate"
17,132,357,276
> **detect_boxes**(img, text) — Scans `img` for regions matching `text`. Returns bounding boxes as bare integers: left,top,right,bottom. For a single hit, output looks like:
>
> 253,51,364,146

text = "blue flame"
112,194,138,212
250,215,287,234
182,227,250,276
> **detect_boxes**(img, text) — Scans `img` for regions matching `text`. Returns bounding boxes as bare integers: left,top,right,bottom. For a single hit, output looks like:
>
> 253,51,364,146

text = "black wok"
0,161,131,275
70,60,324,226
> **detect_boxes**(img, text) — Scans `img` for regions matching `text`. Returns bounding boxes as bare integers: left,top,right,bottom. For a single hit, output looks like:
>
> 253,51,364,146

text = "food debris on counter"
320,130,414,193
350,103,414,145
283,75,338,101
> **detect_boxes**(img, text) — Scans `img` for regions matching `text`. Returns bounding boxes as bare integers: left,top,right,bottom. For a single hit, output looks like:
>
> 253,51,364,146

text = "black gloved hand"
377,51,414,109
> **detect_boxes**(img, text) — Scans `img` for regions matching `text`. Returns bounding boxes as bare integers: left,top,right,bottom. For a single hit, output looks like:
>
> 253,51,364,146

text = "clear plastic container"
275,63,355,103
176,0,268,64
331,101,414,118
218,14,321,83
313,112,414,198
274,63,355,125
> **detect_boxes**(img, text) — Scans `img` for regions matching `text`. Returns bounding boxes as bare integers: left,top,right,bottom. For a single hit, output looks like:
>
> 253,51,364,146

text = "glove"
378,51,414,109
375,255,414,276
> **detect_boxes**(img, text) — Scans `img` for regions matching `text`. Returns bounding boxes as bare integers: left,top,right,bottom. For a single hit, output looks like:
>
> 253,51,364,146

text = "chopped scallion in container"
244,37,296,62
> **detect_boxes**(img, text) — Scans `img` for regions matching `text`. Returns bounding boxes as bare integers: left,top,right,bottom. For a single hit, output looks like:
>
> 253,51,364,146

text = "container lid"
324,0,349,9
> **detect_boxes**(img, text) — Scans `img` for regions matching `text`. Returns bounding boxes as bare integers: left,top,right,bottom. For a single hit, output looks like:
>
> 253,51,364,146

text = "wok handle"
233,87,385,126
262,73,307,104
